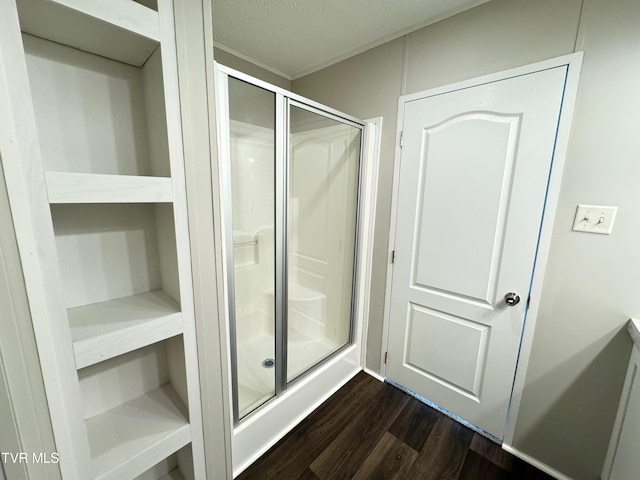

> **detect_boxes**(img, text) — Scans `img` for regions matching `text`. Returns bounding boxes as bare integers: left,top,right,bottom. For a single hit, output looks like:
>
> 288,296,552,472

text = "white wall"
294,0,640,478
512,0,640,477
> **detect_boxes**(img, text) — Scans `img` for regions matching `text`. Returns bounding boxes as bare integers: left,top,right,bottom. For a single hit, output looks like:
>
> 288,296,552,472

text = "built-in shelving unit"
0,0,204,478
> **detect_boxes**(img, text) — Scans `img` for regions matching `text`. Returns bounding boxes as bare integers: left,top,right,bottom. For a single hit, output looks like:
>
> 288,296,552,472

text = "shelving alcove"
0,0,205,478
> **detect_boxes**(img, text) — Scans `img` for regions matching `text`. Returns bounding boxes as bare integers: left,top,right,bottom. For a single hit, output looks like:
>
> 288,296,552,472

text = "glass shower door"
286,103,362,382
227,77,276,419
223,70,364,423
220,65,367,468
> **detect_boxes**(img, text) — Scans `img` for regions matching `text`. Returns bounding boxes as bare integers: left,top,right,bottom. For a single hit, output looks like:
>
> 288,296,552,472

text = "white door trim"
380,52,584,445
360,117,383,373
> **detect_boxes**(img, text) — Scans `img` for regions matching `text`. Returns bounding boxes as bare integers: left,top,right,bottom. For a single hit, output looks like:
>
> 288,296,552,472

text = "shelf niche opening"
51,203,180,309
134,444,194,480
16,0,161,67
78,338,191,480
133,0,159,13
22,32,171,177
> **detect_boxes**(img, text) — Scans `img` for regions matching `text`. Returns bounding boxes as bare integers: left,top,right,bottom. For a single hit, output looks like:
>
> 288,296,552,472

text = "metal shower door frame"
216,64,365,425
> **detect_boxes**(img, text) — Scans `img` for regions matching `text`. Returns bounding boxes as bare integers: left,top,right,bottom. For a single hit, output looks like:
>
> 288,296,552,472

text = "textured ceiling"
213,0,491,79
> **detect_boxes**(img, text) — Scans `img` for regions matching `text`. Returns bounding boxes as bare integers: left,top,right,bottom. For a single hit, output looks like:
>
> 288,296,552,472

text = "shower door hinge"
399,131,404,148
384,352,388,364
391,250,395,263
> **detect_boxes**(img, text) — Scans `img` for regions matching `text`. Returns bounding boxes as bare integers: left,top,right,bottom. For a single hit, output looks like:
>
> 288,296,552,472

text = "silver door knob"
504,292,520,306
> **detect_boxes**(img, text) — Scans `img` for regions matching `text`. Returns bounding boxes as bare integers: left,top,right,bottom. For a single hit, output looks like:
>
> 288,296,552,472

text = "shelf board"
17,0,160,67
45,172,173,204
87,384,191,480
70,290,182,370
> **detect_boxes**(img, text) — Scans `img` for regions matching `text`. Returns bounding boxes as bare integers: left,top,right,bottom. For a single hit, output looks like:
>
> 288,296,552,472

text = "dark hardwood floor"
238,372,554,480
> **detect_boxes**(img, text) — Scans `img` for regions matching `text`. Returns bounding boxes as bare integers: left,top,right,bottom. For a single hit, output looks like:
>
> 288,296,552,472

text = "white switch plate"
572,204,618,234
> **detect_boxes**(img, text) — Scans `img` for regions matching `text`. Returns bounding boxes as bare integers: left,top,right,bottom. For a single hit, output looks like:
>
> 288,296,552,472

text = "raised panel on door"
413,112,520,305
404,304,490,399
387,66,568,438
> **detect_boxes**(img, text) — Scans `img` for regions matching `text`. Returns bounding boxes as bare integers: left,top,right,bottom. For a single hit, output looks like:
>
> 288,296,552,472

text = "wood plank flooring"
237,372,554,480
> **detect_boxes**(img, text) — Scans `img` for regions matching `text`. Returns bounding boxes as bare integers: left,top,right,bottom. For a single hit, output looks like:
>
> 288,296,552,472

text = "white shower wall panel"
289,124,360,346
230,122,359,351
230,122,275,347
230,123,274,235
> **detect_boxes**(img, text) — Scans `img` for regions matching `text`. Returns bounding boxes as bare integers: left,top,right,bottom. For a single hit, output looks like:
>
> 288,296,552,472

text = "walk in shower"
216,65,365,461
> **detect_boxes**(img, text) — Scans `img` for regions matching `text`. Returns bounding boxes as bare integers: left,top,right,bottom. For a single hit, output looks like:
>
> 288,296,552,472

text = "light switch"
572,205,617,235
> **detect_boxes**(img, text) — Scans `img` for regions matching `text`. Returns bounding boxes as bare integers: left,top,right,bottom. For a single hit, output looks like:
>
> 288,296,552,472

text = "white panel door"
387,66,568,439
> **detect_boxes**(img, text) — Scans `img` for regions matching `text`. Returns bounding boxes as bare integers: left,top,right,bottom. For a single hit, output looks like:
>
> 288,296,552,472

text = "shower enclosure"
216,65,366,471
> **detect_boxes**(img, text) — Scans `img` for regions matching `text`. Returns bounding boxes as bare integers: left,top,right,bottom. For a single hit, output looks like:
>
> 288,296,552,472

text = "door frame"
380,52,583,446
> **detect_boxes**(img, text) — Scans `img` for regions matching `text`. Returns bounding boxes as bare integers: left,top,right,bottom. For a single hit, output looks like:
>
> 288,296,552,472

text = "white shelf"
87,384,191,480
46,172,173,204
70,290,182,369
17,0,160,67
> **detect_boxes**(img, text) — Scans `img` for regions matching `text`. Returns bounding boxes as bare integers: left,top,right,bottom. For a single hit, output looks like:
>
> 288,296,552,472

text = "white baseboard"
502,444,573,480
364,367,385,382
